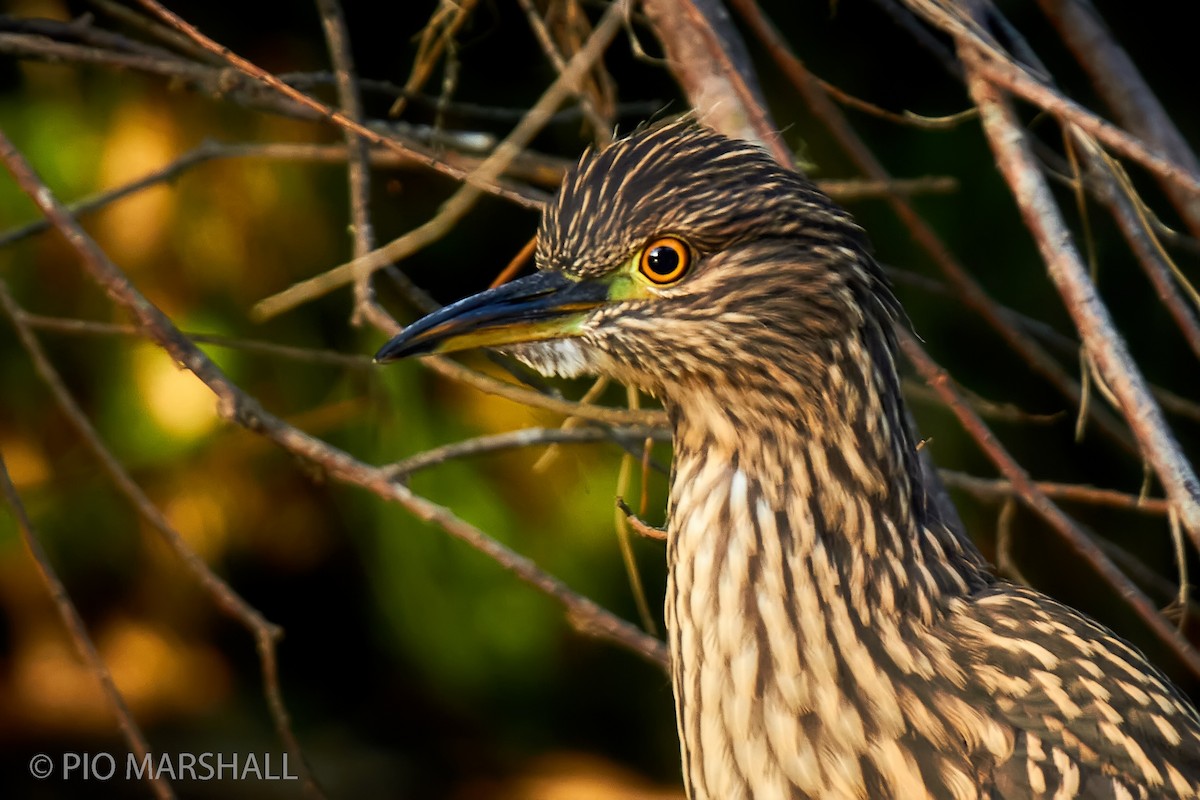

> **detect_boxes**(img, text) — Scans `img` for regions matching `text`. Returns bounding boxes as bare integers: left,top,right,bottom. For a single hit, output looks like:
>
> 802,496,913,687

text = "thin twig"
814,73,977,130
0,452,174,800
0,32,329,122
1035,0,1200,238
0,282,324,799
953,6,1200,366
1169,508,1191,632
128,0,539,207
900,329,1200,677
894,254,1200,425
940,470,1171,515
388,0,479,118
818,175,959,201
726,0,1139,457
382,425,670,479
0,139,569,250
0,137,951,252
868,0,963,79
1154,386,1200,426
994,499,1028,584
0,128,668,671
899,0,1200,200
903,379,1065,425
314,0,377,327
251,0,632,321
533,377,614,472
1080,148,1200,362
613,386,659,636
20,311,664,425
489,236,538,289
305,73,665,124
1097,534,1200,624
1,14,555,130
87,0,224,64
516,0,613,143
641,0,790,164
19,313,372,368
2,12,179,61
961,48,1200,547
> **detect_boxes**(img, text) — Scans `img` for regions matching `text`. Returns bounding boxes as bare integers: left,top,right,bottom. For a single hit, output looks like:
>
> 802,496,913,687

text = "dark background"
1,0,1198,797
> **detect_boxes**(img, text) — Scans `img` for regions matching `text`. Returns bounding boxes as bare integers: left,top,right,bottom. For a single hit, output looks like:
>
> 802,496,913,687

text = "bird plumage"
377,121,1200,798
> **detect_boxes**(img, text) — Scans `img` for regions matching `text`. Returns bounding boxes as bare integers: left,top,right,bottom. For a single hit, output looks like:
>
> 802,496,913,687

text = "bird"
375,121,1200,799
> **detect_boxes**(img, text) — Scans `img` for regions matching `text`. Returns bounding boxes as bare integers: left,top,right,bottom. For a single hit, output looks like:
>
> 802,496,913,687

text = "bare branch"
0,140,568,250
900,0,1200,199
1036,0,1200,238
726,0,1139,457
251,0,632,321
128,0,540,207
940,470,1171,515
0,128,668,671
1079,150,1200,362
0,435,173,800
960,48,1200,549
641,0,790,164
387,0,479,119
0,282,324,798
516,0,613,144
899,330,1200,677
19,313,371,368
383,425,670,480
314,0,377,326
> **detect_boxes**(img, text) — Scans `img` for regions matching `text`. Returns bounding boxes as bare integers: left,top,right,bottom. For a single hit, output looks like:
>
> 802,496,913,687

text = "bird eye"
638,237,691,285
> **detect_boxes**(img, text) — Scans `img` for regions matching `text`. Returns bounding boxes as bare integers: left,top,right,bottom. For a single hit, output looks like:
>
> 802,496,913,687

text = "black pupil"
646,245,680,276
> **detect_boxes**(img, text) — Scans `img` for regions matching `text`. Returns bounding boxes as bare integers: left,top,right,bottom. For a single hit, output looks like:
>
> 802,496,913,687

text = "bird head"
376,122,901,405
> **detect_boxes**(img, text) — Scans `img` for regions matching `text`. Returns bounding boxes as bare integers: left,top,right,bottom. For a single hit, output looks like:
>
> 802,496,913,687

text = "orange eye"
638,236,691,285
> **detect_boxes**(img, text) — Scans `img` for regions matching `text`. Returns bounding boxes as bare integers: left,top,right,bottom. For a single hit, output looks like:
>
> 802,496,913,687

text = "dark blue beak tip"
374,336,420,363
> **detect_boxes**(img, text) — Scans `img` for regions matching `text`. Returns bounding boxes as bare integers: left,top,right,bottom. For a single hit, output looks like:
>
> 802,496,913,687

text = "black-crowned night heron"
376,122,1200,798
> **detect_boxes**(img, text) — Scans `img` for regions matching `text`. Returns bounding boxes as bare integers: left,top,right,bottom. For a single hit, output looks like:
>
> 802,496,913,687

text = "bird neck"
664,333,990,625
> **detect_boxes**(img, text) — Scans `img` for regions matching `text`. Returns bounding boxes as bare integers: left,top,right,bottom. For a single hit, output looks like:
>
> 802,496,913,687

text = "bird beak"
374,271,608,362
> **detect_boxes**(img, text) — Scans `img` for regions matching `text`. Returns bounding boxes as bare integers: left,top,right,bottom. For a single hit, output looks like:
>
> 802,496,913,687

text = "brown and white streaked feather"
514,121,1200,799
